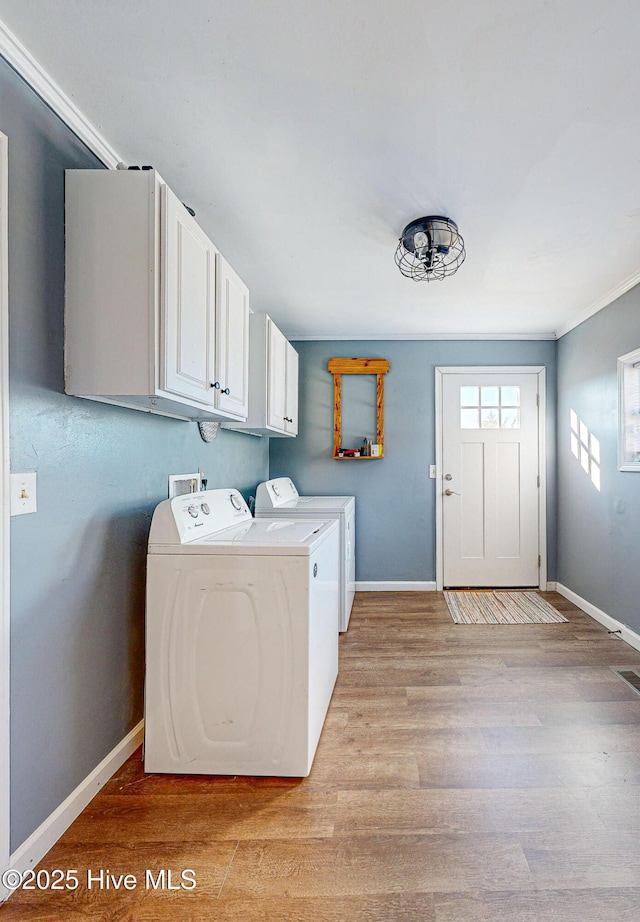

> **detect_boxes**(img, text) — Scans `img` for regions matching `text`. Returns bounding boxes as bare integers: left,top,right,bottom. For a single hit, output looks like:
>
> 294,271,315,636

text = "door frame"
435,365,547,592
0,131,10,885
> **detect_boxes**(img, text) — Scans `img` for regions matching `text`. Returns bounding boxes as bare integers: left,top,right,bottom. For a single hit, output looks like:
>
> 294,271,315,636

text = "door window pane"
481,386,499,407
501,408,520,428
460,408,479,429
460,386,479,406
501,386,520,406
481,408,500,428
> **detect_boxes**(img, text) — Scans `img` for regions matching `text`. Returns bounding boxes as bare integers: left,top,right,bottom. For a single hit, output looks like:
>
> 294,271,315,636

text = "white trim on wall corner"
290,332,558,342
0,17,122,169
7,721,143,883
555,268,640,339
556,583,640,655
356,581,436,592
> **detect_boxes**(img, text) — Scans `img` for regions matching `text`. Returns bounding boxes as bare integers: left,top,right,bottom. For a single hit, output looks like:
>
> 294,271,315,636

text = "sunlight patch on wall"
570,409,601,491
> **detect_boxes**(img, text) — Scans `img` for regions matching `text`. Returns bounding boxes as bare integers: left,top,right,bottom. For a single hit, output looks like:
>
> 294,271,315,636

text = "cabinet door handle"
221,387,230,395
210,381,221,389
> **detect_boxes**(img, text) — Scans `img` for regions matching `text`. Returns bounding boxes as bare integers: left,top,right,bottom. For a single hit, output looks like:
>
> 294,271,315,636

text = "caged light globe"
395,216,465,281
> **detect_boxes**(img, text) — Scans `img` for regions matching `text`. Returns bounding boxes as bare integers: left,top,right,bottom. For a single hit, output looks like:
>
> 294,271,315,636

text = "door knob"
444,488,460,496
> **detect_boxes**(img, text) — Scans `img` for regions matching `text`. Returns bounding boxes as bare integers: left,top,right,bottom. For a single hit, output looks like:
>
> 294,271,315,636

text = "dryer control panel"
256,477,299,510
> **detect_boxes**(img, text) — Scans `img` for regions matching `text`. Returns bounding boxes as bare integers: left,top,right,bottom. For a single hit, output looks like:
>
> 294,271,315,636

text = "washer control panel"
170,489,251,542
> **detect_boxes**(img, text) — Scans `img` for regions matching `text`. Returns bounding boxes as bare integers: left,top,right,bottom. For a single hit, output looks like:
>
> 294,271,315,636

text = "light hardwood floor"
3,591,640,920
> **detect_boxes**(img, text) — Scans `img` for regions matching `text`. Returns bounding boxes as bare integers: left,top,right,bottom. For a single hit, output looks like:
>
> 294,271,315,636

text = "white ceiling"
2,0,640,339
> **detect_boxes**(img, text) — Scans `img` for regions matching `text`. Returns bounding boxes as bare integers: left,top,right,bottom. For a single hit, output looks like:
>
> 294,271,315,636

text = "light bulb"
413,231,428,251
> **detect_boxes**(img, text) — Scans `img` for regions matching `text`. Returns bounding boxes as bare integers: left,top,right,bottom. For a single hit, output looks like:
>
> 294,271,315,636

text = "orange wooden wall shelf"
327,358,390,460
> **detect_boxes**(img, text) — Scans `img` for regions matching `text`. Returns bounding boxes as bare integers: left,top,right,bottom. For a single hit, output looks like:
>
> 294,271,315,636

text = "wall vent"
611,667,640,697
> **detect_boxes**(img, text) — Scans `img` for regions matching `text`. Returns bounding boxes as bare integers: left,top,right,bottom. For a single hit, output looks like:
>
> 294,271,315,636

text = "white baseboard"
555,583,640,654
546,581,557,591
7,720,143,880
356,581,436,592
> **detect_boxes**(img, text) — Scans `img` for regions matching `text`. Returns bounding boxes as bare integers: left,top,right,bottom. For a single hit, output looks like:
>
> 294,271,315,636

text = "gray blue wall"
3,58,268,851
270,340,557,583
557,287,640,634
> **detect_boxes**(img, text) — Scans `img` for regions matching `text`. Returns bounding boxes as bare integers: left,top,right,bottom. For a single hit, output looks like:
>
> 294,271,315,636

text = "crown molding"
555,268,640,339
0,17,122,169
288,331,558,342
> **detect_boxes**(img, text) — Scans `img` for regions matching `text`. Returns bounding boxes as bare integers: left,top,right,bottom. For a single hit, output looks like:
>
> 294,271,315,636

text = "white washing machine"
255,477,355,632
144,488,340,777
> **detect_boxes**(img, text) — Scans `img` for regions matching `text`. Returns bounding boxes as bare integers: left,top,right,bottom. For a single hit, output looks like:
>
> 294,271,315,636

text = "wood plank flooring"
3,591,640,920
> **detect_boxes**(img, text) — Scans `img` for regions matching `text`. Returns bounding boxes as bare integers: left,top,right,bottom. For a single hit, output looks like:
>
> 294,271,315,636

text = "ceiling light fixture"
395,215,465,281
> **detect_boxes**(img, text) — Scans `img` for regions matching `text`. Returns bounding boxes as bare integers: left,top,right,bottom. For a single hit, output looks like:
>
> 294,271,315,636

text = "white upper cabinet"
267,322,298,435
65,169,249,422
266,319,287,430
224,313,298,437
284,340,299,436
161,184,218,406
215,255,250,419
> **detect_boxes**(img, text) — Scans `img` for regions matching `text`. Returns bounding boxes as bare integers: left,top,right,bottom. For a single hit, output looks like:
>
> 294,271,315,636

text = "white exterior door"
440,370,542,587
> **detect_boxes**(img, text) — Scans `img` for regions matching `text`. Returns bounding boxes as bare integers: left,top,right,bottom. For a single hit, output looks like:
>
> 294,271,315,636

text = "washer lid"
150,516,339,556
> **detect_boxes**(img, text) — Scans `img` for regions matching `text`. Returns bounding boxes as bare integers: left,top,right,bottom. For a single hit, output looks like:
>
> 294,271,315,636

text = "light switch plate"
429,465,437,479
11,472,37,516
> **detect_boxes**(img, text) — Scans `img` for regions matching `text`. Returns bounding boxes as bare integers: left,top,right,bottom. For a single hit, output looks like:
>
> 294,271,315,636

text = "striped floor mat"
444,590,568,625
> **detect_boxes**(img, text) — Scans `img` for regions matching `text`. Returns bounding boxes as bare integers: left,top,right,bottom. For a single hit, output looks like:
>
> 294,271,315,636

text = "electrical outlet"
11,472,37,516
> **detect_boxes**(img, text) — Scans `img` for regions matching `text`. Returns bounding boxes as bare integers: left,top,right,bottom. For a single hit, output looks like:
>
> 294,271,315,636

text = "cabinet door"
215,256,249,419
284,341,299,435
161,186,217,405
267,319,287,431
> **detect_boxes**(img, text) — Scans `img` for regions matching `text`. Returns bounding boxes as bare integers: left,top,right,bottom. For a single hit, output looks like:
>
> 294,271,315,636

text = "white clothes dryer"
255,477,355,631
144,488,340,777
